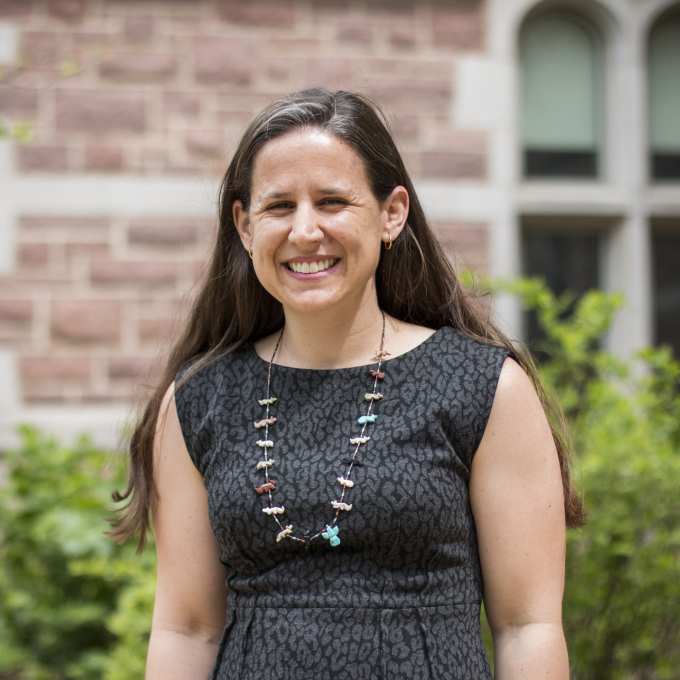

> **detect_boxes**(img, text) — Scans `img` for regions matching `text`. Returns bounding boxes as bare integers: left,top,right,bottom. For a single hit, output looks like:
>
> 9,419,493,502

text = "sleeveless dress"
175,326,510,680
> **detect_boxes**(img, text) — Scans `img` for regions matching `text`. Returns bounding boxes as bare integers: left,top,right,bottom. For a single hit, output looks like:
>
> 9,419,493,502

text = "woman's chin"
276,289,347,317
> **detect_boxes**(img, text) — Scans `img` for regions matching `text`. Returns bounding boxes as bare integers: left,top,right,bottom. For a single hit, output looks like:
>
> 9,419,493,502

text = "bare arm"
470,358,569,679
146,383,229,680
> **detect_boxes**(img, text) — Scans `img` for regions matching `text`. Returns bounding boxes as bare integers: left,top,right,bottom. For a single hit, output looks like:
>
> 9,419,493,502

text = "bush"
499,279,680,679
0,427,154,680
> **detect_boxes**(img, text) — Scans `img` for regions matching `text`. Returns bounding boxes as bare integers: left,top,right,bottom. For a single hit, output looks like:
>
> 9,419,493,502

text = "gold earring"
384,234,392,250
248,248,253,259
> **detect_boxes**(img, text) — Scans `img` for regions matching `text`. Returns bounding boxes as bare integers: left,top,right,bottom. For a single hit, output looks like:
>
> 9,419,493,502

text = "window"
648,13,680,181
522,221,603,356
652,220,680,357
520,13,602,178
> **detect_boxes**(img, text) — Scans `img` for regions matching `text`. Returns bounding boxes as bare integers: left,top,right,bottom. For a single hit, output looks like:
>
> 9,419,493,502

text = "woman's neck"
274,298,385,370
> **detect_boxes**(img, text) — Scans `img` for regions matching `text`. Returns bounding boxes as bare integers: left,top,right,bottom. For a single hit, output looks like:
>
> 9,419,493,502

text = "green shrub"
499,279,680,679
0,427,154,680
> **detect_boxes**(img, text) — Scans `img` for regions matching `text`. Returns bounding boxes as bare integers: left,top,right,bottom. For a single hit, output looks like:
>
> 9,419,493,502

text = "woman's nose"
288,201,324,246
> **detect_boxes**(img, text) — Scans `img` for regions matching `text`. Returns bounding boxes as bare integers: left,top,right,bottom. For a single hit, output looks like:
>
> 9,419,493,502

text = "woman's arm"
470,358,569,679
146,383,229,680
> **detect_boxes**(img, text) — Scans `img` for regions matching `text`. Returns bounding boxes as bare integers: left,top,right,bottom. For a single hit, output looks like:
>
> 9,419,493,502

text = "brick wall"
0,0,489,405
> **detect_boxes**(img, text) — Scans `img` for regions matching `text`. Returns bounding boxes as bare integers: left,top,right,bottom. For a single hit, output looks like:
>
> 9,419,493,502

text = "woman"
111,88,584,679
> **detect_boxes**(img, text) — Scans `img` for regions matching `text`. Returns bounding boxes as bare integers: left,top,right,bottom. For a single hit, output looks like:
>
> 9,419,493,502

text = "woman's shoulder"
175,342,255,394
432,325,512,363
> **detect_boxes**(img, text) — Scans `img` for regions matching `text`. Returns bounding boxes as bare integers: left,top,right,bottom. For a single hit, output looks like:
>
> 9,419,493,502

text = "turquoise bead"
322,524,340,547
358,414,377,424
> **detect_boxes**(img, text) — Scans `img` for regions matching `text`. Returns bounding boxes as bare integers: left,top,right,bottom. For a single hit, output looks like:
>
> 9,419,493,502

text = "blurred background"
0,2,679,678
0,0,678,447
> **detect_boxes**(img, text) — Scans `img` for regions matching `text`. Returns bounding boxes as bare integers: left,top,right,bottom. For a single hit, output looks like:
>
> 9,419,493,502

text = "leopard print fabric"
175,326,510,679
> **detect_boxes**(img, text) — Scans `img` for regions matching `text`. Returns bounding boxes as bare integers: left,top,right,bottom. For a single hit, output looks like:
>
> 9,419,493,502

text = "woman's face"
233,129,408,317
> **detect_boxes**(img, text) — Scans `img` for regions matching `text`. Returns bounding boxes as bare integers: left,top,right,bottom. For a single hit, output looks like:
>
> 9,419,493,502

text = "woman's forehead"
251,129,370,196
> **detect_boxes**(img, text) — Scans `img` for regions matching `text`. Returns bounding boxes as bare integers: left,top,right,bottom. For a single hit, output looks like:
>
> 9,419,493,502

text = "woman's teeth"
287,258,337,274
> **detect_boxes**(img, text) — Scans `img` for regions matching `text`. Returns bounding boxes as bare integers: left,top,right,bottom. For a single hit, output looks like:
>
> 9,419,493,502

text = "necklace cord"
259,311,387,544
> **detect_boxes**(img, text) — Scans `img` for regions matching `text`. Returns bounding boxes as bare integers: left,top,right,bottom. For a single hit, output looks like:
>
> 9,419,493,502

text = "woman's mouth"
285,258,338,274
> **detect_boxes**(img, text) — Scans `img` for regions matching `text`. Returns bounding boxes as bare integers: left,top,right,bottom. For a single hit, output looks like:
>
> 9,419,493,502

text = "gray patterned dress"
175,326,510,680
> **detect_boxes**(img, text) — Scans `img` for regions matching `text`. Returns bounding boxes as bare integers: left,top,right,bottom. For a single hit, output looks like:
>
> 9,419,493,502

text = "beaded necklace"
254,311,389,547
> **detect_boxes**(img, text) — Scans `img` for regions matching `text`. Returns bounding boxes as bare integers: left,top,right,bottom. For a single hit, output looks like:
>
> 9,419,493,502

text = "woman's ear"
233,200,252,251
382,186,409,243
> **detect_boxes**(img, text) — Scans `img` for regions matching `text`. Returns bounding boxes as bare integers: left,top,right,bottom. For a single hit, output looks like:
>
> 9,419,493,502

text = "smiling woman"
109,88,584,680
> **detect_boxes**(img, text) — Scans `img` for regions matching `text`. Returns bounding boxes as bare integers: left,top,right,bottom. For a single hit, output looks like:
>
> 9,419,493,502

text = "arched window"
648,11,680,180
520,12,602,178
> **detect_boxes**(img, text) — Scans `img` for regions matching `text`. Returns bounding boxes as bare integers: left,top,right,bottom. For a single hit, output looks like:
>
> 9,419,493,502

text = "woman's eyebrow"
260,191,292,201
317,187,347,195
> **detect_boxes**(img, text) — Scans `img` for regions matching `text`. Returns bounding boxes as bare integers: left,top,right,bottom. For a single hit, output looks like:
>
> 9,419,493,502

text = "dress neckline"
249,326,445,374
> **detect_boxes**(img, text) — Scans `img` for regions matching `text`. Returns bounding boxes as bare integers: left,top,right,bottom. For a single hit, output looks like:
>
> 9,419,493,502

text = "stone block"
0,88,38,115
218,0,294,26
100,52,176,82
22,32,59,63
49,0,86,19
85,145,123,171
108,356,151,379
421,152,485,178
17,145,68,172
194,37,252,84
23,385,67,403
186,129,224,159
20,217,109,243
164,92,200,116
267,38,323,55
90,260,177,285
128,220,197,246
21,356,90,380
305,58,353,90
18,242,49,264
393,116,419,140
0,299,32,322
139,317,173,341
66,243,110,259
56,90,146,133
435,222,487,248
368,79,450,113
390,20,416,48
267,57,291,81
125,15,153,42
366,59,451,80
337,22,372,45
51,299,121,343
432,5,484,51
311,0,350,12
426,127,486,155
0,0,31,16
366,0,414,15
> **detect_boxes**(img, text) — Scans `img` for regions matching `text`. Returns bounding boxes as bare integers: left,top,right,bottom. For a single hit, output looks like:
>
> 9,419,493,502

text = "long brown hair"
109,87,585,551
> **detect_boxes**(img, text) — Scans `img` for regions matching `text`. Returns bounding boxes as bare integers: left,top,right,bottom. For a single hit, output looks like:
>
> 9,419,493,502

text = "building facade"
0,0,678,448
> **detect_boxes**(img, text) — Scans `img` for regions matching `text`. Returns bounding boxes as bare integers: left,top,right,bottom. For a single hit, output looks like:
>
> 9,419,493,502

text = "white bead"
350,436,371,445
256,459,275,470
257,440,274,448
331,501,352,511
262,506,285,515
258,397,277,406
364,393,383,401
337,477,354,488
276,525,293,542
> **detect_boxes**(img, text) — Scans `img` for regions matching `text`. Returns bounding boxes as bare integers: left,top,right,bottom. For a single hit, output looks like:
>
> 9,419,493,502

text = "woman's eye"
268,202,291,211
321,198,346,206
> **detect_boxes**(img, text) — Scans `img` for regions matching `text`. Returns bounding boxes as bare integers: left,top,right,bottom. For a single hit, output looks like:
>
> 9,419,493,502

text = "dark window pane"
652,153,680,180
522,232,601,357
652,231,680,358
525,150,598,177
